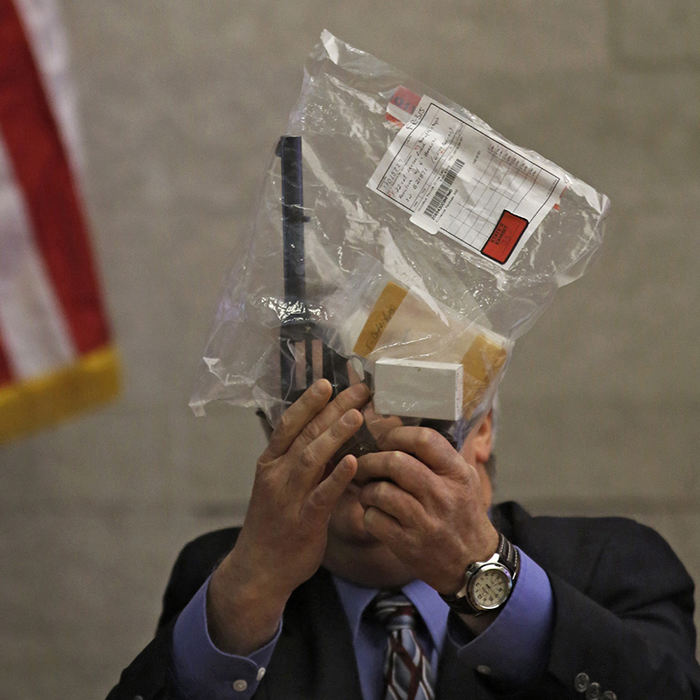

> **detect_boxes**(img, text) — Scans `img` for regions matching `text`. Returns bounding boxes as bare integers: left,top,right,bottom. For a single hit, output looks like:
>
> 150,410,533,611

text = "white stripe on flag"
0,136,76,379
14,0,85,176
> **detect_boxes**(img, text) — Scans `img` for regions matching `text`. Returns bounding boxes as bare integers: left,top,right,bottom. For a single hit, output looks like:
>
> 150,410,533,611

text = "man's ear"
472,410,493,465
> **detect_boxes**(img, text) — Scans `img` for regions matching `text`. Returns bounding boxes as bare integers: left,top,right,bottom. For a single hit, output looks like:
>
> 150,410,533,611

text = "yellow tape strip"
353,282,408,357
460,334,507,418
0,345,121,444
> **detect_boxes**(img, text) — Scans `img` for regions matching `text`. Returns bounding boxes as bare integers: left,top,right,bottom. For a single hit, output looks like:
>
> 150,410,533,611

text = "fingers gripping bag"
189,30,610,446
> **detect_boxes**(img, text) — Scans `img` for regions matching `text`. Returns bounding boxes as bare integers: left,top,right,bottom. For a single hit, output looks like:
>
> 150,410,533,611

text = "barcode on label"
425,159,465,220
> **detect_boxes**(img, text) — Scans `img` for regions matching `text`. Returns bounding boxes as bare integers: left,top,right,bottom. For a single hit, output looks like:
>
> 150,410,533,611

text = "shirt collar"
332,575,448,654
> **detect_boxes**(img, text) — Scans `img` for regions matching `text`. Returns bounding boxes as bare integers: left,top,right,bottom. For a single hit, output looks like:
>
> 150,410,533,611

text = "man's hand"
207,379,369,654
355,425,498,596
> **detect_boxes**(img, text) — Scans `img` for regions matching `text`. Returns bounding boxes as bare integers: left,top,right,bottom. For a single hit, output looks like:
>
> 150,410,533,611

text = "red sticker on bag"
386,86,421,125
481,210,529,265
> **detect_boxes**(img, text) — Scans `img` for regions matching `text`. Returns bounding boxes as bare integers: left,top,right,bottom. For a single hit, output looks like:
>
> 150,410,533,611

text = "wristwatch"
440,533,520,615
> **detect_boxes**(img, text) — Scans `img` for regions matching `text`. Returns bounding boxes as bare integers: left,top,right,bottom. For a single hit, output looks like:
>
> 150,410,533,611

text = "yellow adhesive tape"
460,334,507,417
353,282,408,357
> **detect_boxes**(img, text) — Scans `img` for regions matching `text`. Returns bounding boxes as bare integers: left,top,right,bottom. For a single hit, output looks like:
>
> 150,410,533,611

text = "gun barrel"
276,135,305,308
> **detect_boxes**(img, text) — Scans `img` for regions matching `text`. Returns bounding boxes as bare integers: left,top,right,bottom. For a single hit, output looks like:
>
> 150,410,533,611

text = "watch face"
470,564,512,610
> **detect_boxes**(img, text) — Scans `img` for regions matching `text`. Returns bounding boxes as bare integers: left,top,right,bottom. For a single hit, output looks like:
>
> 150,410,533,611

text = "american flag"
0,0,118,443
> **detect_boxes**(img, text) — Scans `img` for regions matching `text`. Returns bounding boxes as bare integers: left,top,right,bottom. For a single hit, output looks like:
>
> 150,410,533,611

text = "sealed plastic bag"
190,30,609,441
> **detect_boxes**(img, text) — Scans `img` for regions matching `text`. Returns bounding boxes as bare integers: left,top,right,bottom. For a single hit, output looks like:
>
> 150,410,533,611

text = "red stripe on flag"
0,0,110,354
0,335,14,385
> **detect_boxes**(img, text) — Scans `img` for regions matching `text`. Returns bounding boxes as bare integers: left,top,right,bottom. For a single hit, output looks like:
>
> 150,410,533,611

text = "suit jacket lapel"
490,502,515,542
436,636,480,699
259,568,363,699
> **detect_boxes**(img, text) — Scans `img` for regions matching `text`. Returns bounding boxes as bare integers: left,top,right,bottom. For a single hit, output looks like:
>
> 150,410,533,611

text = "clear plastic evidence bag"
190,30,610,446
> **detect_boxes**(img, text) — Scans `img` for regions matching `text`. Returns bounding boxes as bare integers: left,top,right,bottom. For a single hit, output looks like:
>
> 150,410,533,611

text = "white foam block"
373,358,463,421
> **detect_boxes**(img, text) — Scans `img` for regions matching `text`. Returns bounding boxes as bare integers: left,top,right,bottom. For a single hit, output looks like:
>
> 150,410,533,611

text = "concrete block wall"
0,1,698,697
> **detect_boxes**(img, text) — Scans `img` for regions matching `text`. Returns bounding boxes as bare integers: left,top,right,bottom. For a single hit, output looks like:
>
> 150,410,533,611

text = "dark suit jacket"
107,501,700,699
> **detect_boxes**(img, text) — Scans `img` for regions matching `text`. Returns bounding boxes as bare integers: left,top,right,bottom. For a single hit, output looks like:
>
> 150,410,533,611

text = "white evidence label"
367,95,567,268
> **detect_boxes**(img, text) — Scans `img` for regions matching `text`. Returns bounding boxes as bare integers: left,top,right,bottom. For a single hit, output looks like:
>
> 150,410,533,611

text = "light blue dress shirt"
172,548,553,699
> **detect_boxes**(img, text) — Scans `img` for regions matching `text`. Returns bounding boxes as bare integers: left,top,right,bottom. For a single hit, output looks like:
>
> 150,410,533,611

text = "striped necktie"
371,592,436,700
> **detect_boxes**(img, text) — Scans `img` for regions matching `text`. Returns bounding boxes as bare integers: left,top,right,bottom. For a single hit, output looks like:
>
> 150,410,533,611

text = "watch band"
440,532,520,615
496,531,520,581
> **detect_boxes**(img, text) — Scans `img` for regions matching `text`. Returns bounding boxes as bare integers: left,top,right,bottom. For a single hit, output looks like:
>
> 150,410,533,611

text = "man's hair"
451,418,497,485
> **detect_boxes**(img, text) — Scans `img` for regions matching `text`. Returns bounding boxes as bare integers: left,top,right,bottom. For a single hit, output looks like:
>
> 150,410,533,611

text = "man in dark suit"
109,379,700,699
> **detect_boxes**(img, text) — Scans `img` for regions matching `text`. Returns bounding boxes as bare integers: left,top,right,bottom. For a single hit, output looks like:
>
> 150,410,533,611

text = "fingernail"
313,379,329,395
341,410,360,426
